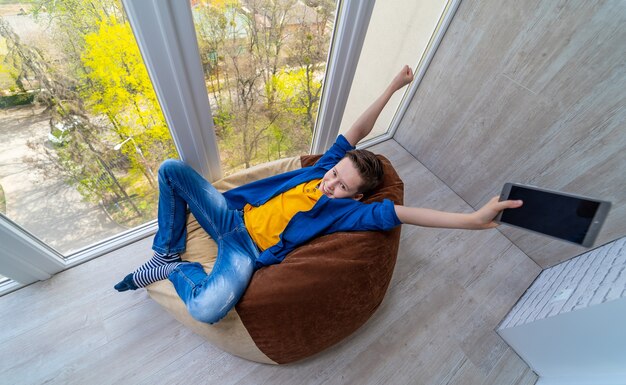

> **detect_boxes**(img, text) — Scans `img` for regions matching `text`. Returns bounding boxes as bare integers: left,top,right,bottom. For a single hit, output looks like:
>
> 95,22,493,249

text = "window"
0,1,177,257
338,0,455,143
191,0,337,175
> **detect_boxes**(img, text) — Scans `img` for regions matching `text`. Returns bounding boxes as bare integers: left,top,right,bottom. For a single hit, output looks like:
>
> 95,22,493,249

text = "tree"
81,15,177,188
286,0,334,134
4,0,337,223
270,67,319,155
245,0,296,116
2,1,177,225
194,0,233,111
194,0,336,172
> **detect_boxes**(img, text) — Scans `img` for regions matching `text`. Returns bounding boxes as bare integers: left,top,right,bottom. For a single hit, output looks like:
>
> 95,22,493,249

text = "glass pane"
338,0,451,142
191,0,338,175
0,1,178,256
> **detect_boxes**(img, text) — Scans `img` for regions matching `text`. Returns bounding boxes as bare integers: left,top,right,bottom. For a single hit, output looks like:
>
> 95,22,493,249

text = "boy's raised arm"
344,65,414,147
394,197,523,230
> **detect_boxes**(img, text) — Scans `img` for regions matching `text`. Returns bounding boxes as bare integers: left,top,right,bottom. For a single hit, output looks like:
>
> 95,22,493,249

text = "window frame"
310,0,376,153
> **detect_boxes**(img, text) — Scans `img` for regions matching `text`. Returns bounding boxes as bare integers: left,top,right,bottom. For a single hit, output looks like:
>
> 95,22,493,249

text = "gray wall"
394,0,626,268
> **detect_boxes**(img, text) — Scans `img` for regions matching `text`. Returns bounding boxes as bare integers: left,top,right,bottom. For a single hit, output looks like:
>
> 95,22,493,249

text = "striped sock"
114,254,185,292
131,262,183,288
135,251,181,272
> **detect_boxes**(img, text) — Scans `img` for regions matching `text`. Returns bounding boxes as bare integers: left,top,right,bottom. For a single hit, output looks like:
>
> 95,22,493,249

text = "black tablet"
496,183,611,247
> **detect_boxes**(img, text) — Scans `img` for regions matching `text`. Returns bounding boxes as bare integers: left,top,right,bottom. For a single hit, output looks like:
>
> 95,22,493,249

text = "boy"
115,65,522,324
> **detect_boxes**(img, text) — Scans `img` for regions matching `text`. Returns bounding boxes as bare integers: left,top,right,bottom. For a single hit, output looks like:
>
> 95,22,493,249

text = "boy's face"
318,158,364,200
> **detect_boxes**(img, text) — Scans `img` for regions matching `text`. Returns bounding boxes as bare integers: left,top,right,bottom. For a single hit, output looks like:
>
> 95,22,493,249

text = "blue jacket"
223,135,402,268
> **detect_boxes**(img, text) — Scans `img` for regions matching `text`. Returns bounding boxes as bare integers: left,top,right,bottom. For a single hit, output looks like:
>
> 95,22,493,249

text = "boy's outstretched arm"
344,65,414,147
394,197,523,230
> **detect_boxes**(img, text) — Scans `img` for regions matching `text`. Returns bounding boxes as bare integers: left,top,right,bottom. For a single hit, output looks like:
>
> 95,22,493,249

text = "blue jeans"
153,159,260,324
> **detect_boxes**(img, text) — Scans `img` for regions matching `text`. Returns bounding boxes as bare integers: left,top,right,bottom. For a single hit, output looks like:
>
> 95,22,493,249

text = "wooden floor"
0,139,541,385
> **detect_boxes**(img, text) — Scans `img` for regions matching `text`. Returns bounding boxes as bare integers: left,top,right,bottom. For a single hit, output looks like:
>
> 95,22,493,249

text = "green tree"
270,67,320,154
194,0,233,111
287,0,334,134
31,0,124,76
194,0,335,172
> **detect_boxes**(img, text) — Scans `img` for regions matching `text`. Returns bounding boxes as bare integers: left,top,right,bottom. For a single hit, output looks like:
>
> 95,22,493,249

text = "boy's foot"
114,273,138,292
114,261,184,292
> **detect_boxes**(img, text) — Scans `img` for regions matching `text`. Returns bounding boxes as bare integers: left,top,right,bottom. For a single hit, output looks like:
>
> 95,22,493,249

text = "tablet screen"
500,185,600,244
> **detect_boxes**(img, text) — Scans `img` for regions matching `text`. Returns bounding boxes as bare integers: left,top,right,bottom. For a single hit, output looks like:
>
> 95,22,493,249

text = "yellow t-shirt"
243,179,323,251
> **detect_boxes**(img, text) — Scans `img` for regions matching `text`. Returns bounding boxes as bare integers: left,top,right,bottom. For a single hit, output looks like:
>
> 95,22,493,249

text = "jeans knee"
185,271,250,324
187,297,230,324
158,159,183,177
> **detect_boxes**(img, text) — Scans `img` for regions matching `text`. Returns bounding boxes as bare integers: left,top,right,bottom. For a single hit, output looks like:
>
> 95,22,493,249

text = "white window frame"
311,0,376,153
0,0,461,295
122,0,223,182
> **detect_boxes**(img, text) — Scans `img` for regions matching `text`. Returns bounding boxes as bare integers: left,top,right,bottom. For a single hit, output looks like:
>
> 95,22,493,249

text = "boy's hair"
345,149,384,194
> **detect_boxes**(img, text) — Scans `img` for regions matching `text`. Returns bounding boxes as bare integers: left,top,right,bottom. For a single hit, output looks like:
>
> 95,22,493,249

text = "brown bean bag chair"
147,154,404,364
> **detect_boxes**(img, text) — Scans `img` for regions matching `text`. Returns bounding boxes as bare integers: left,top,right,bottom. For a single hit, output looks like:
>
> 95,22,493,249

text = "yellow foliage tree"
81,15,177,189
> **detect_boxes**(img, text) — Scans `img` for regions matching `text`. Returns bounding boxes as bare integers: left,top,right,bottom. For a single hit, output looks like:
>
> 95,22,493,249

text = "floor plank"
0,139,540,384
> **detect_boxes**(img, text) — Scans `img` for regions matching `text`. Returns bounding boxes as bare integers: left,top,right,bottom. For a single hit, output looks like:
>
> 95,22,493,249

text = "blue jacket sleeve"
313,134,355,170
328,199,402,232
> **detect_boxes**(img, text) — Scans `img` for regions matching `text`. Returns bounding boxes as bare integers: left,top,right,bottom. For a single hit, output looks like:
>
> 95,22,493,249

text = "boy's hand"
471,196,523,229
390,65,414,91
345,65,415,146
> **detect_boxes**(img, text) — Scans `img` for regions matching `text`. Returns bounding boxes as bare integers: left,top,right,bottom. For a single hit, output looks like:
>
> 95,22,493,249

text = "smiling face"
318,158,365,200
